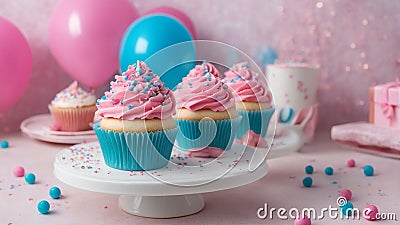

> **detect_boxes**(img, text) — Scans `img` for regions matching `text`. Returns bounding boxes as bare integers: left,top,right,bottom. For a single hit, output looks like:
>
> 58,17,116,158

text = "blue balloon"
119,15,196,88
259,47,278,66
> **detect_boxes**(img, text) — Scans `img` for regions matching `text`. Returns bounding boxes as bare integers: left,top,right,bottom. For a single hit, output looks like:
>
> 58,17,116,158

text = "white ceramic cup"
267,63,320,142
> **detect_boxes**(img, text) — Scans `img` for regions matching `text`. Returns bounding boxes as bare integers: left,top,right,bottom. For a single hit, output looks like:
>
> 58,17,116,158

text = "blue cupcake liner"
235,107,275,139
175,116,241,151
93,124,178,171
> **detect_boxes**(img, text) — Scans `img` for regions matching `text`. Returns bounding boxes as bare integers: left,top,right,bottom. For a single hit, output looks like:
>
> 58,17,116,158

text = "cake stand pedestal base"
119,194,204,218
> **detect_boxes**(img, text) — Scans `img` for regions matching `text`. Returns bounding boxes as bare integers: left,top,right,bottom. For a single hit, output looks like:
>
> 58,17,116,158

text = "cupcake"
174,62,241,157
95,61,177,171
224,62,275,146
49,81,97,132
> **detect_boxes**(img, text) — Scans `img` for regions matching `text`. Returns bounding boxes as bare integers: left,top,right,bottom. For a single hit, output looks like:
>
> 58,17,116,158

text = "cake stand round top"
54,142,269,196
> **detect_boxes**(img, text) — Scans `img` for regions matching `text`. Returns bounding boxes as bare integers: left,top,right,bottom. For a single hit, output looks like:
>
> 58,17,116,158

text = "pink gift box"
369,79,400,129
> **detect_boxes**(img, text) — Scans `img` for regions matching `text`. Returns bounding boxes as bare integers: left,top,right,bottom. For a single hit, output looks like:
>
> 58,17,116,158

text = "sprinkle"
49,186,62,199
363,165,374,176
37,200,50,214
340,189,352,200
144,75,153,81
13,166,25,177
134,87,139,92
101,95,106,100
124,76,128,80
120,101,124,105
305,165,314,174
364,205,378,221
294,214,311,225
302,177,313,187
325,167,334,176
205,82,209,87
205,73,211,80
128,86,134,91
347,159,355,167
340,202,354,216
1,140,9,148
142,87,149,93
25,173,36,185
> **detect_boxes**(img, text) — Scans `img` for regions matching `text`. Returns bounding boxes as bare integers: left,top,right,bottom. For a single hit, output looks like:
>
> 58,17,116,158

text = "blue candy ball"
1,140,9,148
363,165,374,176
49,186,61,199
305,165,314,174
37,200,50,214
279,107,294,123
25,173,36,184
340,201,354,216
325,167,334,176
302,177,313,187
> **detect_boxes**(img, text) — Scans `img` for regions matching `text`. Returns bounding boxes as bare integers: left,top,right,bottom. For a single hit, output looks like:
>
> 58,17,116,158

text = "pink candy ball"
347,159,355,167
340,189,352,200
364,204,378,221
294,215,311,225
13,166,25,177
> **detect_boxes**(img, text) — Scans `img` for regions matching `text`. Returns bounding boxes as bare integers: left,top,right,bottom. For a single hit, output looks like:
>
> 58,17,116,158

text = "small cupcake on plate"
95,61,177,171
174,62,241,157
224,62,275,147
49,81,97,132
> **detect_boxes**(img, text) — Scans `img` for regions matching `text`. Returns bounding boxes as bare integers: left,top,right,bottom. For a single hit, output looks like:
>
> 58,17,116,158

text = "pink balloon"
144,6,197,39
0,17,33,112
49,0,139,88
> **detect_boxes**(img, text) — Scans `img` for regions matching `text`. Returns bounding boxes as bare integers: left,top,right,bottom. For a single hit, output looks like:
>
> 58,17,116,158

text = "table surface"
0,131,399,225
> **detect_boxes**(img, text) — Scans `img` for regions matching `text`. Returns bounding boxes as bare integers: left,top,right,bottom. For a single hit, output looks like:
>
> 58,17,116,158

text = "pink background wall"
0,0,399,133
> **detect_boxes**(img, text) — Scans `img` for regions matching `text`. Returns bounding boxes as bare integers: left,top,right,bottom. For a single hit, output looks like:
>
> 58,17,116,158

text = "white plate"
20,114,98,144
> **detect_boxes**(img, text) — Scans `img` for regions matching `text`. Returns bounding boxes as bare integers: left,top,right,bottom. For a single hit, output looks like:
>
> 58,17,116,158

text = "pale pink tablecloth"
0,132,399,224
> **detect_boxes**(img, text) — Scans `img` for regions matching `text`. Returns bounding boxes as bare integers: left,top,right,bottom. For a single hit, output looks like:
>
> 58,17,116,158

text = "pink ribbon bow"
380,77,400,120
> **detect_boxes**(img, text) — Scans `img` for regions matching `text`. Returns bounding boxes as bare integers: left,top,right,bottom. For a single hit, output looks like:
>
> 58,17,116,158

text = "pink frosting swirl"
174,63,235,111
224,62,272,103
96,61,176,120
187,62,222,79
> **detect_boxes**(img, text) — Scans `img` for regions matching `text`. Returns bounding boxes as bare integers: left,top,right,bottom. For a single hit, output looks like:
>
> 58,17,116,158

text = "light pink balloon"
49,0,139,88
0,17,33,112
144,6,197,39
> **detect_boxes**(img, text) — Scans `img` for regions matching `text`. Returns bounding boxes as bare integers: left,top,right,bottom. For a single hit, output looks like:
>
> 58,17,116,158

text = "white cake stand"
54,142,269,218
